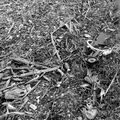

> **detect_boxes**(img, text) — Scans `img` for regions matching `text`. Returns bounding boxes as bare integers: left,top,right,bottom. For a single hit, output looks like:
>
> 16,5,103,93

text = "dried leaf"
113,43,120,53
83,108,97,120
4,86,27,99
91,75,98,83
87,69,92,77
84,76,91,83
94,32,109,45
2,102,16,110
7,103,16,110
26,84,32,92
102,48,112,55
87,103,93,110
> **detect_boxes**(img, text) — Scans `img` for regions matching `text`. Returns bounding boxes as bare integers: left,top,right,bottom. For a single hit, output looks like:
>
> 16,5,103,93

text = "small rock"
84,34,91,38
78,116,82,120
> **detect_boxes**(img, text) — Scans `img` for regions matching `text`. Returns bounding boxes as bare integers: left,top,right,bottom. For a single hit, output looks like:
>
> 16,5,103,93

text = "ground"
0,0,120,120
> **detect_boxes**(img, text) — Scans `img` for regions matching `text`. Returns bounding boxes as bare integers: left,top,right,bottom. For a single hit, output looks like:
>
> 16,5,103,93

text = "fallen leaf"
94,32,109,45
102,48,112,55
113,43,120,53
2,102,16,110
4,86,27,99
91,75,98,83
26,84,32,92
83,108,97,120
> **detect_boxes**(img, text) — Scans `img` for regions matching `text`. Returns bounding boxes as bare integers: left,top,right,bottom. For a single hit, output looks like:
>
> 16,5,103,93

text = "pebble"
84,34,91,38
78,116,82,120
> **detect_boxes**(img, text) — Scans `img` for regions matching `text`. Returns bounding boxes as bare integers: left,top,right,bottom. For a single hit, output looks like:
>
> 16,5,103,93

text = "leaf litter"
0,0,120,120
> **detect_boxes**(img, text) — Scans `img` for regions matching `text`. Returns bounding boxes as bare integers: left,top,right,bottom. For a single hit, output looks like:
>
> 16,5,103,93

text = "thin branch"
21,80,41,99
13,66,59,77
10,57,49,68
104,70,118,96
0,110,32,119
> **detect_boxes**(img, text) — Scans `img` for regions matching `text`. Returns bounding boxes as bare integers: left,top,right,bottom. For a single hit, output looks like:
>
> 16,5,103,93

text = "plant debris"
0,0,120,120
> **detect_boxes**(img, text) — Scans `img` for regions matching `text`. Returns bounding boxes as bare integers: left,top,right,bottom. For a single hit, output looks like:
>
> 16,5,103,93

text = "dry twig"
104,70,118,96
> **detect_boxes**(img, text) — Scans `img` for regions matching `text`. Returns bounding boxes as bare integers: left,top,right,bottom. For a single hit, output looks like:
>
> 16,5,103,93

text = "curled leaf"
102,48,112,55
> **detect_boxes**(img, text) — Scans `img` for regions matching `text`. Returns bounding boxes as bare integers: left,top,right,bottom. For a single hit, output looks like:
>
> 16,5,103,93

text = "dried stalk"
104,70,118,96
26,75,40,84
10,57,49,68
21,80,41,99
51,33,61,61
13,66,59,77
0,111,33,119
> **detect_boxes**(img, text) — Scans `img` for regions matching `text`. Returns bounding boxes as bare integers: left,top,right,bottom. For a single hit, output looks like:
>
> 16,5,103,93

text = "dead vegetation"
0,0,120,120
